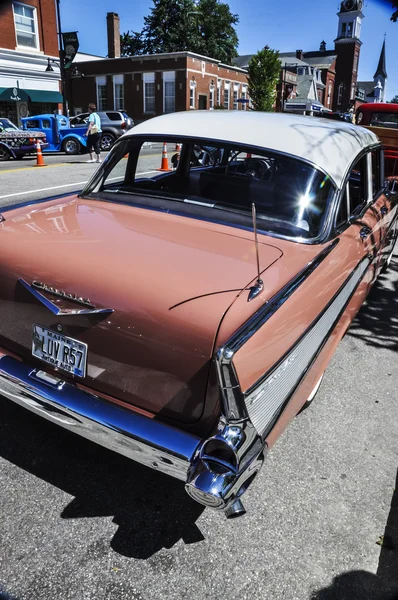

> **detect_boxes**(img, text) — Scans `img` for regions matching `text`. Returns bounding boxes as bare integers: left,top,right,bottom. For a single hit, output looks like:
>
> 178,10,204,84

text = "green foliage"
120,0,239,64
248,48,281,112
389,95,398,103
392,1,398,22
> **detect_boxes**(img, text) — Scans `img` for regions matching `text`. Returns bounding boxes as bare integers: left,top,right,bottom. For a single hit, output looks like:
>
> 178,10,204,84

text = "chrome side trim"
0,355,199,481
244,254,371,436
18,279,114,316
215,239,338,422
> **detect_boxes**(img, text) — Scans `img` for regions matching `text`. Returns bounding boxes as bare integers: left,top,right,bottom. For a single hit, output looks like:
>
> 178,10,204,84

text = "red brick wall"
69,54,248,121
0,0,58,56
333,41,361,111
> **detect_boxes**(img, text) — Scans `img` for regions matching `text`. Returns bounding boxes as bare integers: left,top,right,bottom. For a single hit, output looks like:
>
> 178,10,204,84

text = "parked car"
21,114,87,155
69,110,134,151
0,112,396,518
356,103,398,180
0,118,47,161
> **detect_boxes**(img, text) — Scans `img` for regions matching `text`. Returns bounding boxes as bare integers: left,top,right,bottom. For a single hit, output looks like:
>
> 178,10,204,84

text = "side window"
336,184,349,229
348,155,368,216
371,149,383,196
42,119,51,128
105,112,120,121
25,120,40,129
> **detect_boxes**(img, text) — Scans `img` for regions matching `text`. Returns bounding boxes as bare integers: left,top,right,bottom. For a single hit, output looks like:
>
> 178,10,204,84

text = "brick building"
0,0,62,124
66,13,249,122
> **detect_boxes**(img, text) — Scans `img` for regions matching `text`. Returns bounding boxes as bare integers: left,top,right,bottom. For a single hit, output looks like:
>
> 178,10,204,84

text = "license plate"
32,325,87,378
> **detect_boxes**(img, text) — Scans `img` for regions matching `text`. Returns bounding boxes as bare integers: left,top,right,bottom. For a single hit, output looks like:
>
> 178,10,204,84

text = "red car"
0,112,396,518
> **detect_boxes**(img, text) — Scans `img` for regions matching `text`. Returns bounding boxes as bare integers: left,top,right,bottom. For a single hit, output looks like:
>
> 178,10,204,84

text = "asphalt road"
0,158,397,600
0,144,167,209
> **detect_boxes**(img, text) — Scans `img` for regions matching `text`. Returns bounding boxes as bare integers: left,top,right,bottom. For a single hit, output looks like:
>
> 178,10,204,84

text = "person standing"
85,103,102,163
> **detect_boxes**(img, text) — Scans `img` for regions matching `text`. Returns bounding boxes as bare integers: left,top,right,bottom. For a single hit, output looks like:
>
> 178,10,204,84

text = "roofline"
75,50,246,71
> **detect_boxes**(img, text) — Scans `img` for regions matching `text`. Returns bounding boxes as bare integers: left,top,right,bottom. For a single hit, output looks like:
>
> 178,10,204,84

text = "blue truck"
21,114,88,155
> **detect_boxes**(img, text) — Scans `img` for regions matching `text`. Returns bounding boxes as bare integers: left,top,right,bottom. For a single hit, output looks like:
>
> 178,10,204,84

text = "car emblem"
18,278,114,317
32,280,94,308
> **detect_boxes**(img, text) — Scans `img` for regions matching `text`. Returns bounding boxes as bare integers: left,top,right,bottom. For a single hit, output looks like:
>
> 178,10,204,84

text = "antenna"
248,203,264,302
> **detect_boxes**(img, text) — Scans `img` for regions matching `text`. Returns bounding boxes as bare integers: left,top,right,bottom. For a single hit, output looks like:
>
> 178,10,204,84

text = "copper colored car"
0,112,397,518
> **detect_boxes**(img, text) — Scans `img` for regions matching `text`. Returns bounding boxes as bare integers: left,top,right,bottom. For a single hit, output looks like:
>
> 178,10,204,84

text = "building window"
242,86,247,110
233,84,239,110
143,72,155,113
96,76,107,111
163,72,175,113
113,75,124,111
328,82,332,107
353,53,359,74
13,2,38,49
337,83,343,107
217,80,221,105
341,22,347,37
224,82,230,109
190,80,196,109
347,22,353,37
209,85,215,109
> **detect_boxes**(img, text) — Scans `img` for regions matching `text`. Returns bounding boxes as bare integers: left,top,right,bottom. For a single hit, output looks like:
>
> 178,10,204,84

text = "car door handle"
359,226,371,241
380,206,388,215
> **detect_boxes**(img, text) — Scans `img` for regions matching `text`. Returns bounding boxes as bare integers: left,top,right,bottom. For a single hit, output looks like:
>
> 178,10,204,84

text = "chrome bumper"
0,355,199,481
0,355,266,516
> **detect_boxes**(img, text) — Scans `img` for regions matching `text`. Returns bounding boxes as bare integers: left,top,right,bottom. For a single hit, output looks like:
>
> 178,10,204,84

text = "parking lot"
0,153,397,600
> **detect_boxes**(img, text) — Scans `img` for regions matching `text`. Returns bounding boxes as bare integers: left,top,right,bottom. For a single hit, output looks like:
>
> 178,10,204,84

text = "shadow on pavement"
348,255,398,352
310,469,398,599
0,399,205,559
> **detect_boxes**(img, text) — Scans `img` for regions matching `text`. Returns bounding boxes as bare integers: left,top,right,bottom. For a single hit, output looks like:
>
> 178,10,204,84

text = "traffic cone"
175,142,182,152
157,142,172,172
34,140,47,167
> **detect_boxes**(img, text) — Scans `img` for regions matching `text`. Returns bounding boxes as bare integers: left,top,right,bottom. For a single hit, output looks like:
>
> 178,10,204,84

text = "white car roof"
127,111,380,189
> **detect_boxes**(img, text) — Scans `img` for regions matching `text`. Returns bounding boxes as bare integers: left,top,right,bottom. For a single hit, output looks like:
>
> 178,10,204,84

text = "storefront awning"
0,87,31,102
26,89,63,103
0,87,63,103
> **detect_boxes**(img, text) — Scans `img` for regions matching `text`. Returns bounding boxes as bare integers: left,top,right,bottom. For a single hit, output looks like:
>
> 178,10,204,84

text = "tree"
120,0,239,63
121,30,145,56
248,47,281,112
392,1,398,21
389,95,398,103
195,0,239,64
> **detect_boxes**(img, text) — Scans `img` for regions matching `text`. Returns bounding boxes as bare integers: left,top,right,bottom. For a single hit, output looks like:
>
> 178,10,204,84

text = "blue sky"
60,0,398,100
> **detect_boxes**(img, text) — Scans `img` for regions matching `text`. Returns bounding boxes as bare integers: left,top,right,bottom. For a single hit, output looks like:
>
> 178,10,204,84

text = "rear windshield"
82,137,335,241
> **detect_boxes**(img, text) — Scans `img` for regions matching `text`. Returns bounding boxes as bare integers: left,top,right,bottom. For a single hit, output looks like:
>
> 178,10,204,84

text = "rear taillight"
121,122,126,129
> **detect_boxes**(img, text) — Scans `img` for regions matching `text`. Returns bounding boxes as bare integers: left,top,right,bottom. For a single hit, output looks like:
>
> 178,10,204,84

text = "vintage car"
356,103,398,180
0,112,397,518
0,118,47,161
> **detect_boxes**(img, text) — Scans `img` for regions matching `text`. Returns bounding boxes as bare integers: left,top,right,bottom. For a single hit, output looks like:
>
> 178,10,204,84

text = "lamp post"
45,0,67,115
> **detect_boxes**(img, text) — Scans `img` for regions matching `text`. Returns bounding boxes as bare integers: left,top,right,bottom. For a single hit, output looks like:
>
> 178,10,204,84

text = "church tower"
333,0,364,112
373,39,387,103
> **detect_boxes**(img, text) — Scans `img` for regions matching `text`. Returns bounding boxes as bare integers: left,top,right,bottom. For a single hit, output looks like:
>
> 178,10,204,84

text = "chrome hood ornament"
18,278,114,316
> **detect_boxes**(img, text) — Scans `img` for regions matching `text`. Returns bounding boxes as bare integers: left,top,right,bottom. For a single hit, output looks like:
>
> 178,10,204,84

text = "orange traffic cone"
34,140,47,167
157,142,172,172
175,142,182,152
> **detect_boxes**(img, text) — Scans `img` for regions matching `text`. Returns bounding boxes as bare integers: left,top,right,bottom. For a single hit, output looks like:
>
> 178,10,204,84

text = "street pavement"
0,155,397,600
0,144,166,209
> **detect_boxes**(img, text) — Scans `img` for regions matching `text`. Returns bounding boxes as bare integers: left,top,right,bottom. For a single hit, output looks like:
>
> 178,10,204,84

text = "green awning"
25,89,63,103
0,87,63,103
0,87,31,102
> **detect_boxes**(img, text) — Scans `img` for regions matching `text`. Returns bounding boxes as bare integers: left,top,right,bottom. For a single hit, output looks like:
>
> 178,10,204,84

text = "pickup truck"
0,118,47,161
21,114,87,155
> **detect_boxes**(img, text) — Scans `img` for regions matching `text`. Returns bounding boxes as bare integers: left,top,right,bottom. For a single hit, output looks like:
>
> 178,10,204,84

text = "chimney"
319,40,327,52
107,12,120,58
296,49,303,60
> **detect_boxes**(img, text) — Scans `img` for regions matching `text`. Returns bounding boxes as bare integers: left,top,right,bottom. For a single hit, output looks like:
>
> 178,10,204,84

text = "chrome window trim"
80,134,338,246
215,239,339,422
